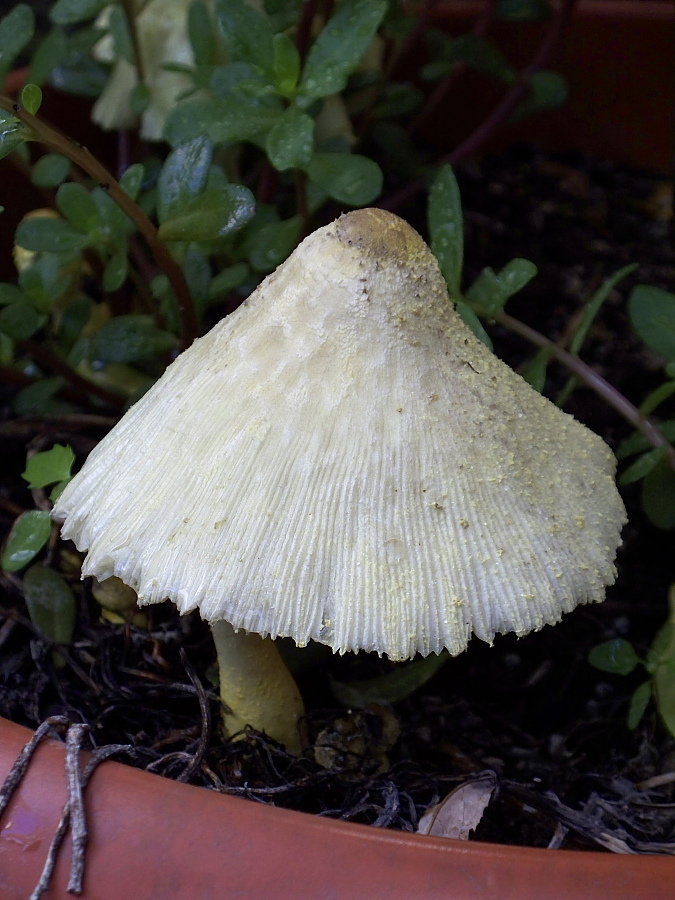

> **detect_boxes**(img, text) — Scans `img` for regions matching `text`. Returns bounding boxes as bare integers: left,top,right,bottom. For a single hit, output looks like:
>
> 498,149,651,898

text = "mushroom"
53,208,626,754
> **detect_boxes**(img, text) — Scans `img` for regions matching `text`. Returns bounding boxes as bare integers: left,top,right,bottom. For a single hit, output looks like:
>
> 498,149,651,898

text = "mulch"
1,145,674,853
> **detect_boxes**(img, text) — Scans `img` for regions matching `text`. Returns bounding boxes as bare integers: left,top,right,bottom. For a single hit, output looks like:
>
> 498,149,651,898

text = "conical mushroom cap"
54,209,626,660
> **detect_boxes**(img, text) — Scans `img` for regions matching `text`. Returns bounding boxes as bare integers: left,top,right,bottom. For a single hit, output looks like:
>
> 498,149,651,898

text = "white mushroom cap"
53,209,626,661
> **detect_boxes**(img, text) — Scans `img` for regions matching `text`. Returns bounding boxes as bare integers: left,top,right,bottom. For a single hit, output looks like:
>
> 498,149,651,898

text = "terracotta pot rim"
1,716,673,900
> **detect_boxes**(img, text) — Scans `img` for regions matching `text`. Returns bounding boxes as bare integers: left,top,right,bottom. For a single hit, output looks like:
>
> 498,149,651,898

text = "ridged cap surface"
54,209,626,660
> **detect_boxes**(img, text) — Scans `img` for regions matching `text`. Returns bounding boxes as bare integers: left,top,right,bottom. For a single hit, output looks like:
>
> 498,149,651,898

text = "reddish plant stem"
382,0,578,213
355,0,440,140
295,0,319,60
449,0,577,167
257,159,278,205
385,0,440,79
495,310,675,473
0,95,198,350
407,0,497,137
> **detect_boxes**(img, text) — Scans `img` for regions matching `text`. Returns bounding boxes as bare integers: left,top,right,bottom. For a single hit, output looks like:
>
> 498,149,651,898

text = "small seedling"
589,584,675,737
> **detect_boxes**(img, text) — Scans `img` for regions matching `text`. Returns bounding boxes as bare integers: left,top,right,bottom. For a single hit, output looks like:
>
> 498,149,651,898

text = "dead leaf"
417,771,497,839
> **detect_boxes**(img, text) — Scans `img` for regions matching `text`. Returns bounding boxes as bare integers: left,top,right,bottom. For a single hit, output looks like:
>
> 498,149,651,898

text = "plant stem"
407,0,497,137
382,0,578,213
449,0,578,167
493,309,675,473
295,0,318,60
0,95,198,350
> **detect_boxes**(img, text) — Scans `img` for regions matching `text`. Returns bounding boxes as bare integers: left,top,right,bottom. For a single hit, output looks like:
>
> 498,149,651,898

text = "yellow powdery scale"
53,209,626,661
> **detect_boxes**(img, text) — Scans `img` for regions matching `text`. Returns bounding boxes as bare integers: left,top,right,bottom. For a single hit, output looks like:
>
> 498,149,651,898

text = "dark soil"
1,145,675,854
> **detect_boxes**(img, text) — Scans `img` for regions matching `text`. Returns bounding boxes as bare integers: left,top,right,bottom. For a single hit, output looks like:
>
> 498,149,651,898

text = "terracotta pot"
418,0,674,173
1,717,673,900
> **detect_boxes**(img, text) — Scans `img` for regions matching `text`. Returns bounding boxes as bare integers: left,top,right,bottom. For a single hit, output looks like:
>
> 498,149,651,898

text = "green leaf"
266,108,314,171
466,258,537,316
271,32,301,96
56,182,100,233
654,659,675,737
102,250,129,292
158,184,255,242
457,35,517,82
555,264,639,408
629,285,675,361
215,0,274,75
108,3,134,64
298,0,387,104
29,27,68,85
23,444,75,490
0,110,29,161
189,0,216,67
428,165,463,297
373,82,423,119
22,563,77,665
19,253,73,311
59,297,93,353
50,0,108,25
570,265,638,358
330,652,449,709
616,421,675,460
15,216,90,253
646,622,675,672
264,0,303,32
498,0,551,21
90,315,177,364
627,681,652,730
21,83,42,116
511,70,568,122
588,638,640,676
50,479,71,503
51,54,108,98
119,162,145,200
31,153,71,188
14,377,67,416
129,83,151,115
306,153,383,206
157,137,213,224
0,331,13,363
0,4,35,86
520,347,552,393
1,510,53,573
207,262,250,303
642,456,675,530
0,283,24,306
455,300,493,350
640,381,675,418
0,302,41,340
248,217,302,273
423,34,517,85
618,446,666,487
165,97,282,147
210,61,271,101
182,246,211,317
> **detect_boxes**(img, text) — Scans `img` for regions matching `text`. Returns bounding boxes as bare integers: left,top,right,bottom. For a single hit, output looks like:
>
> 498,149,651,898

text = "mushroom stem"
211,621,305,756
